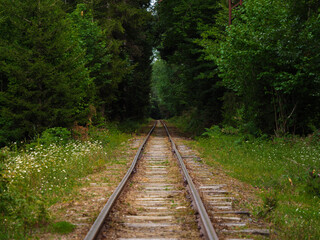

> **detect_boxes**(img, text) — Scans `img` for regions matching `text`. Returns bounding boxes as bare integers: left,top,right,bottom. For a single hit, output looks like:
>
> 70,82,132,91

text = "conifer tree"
80,0,154,120
114,0,153,119
69,3,112,118
0,0,91,145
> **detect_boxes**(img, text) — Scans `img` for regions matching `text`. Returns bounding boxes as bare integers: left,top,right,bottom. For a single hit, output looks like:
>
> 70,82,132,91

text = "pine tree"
115,0,154,119
81,0,154,120
0,0,91,145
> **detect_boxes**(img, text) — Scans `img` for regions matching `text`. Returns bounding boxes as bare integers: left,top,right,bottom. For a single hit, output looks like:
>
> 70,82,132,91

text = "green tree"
0,0,91,145
200,0,320,135
69,4,112,118
217,0,319,134
155,0,224,130
151,59,187,117
73,0,154,120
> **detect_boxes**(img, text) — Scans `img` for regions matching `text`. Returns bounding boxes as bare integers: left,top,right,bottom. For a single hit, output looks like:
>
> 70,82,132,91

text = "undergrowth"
0,122,133,239
191,125,320,239
169,113,207,136
50,221,76,234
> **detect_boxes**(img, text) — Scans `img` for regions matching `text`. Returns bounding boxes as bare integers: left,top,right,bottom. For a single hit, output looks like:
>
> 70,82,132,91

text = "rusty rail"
161,120,219,240
84,121,156,240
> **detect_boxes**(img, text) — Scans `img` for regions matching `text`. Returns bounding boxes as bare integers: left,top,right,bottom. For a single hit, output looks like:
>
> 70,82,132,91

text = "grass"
0,123,133,239
50,221,76,234
190,127,320,239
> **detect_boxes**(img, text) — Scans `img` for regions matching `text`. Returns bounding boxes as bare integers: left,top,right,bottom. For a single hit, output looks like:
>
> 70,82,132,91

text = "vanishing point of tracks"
85,121,270,240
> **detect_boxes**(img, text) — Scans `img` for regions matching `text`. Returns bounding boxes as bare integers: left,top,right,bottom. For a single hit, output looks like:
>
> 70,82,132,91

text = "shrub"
40,127,71,145
202,125,221,138
306,168,320,197
309,130,320,145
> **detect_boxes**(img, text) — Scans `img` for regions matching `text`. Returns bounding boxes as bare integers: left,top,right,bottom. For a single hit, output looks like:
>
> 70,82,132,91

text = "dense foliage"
2,0,318,139
83,0,154,120
152,0,225,133
153,0,320,136
0,0,153,146
0,2,153,236
215,0,320,135
1,0,320,238
0,0,91,145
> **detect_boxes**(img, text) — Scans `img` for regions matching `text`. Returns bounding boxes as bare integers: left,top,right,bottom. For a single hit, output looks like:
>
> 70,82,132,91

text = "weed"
50,221,76,234
258,192,278,218
160,160,169,165
202,125,221,138
305,168,320,197
171,203,178,208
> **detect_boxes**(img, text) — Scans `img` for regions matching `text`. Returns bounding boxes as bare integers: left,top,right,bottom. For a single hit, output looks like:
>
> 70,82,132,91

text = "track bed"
85,121,270,240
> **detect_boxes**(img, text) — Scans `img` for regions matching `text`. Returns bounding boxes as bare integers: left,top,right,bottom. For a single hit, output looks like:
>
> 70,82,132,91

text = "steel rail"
161,120,219,240
84,121,157,240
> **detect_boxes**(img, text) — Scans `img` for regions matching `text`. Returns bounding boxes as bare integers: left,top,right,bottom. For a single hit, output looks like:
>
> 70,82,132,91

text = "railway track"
84,121,270,240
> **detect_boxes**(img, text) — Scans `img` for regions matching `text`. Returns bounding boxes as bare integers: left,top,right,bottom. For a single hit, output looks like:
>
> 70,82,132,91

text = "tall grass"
0,125,131,239
194,126,320,239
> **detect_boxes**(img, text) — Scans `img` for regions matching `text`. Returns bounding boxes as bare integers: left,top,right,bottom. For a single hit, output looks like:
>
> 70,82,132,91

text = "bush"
118,118,149,133
306,168,320,197
309,130,320,145
89,126,110,145
202,125,221,138
40,127,71,145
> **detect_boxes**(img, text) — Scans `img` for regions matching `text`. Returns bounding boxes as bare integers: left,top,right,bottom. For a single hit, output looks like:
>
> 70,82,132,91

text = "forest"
152,0,320,136
1,0,320,145
1,0,320,239
0,0,154,147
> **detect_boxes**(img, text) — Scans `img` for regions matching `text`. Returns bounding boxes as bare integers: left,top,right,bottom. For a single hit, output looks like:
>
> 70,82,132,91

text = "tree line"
1,0,319,144
152,0,320,136
0,0,154,146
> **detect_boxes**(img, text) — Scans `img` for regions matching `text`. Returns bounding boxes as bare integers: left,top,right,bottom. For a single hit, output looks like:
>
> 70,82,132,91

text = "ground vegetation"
0,124,132,239
191,125,320,239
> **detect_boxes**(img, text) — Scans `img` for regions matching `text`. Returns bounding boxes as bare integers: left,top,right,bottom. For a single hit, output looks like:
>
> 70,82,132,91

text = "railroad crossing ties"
85,121,270,240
